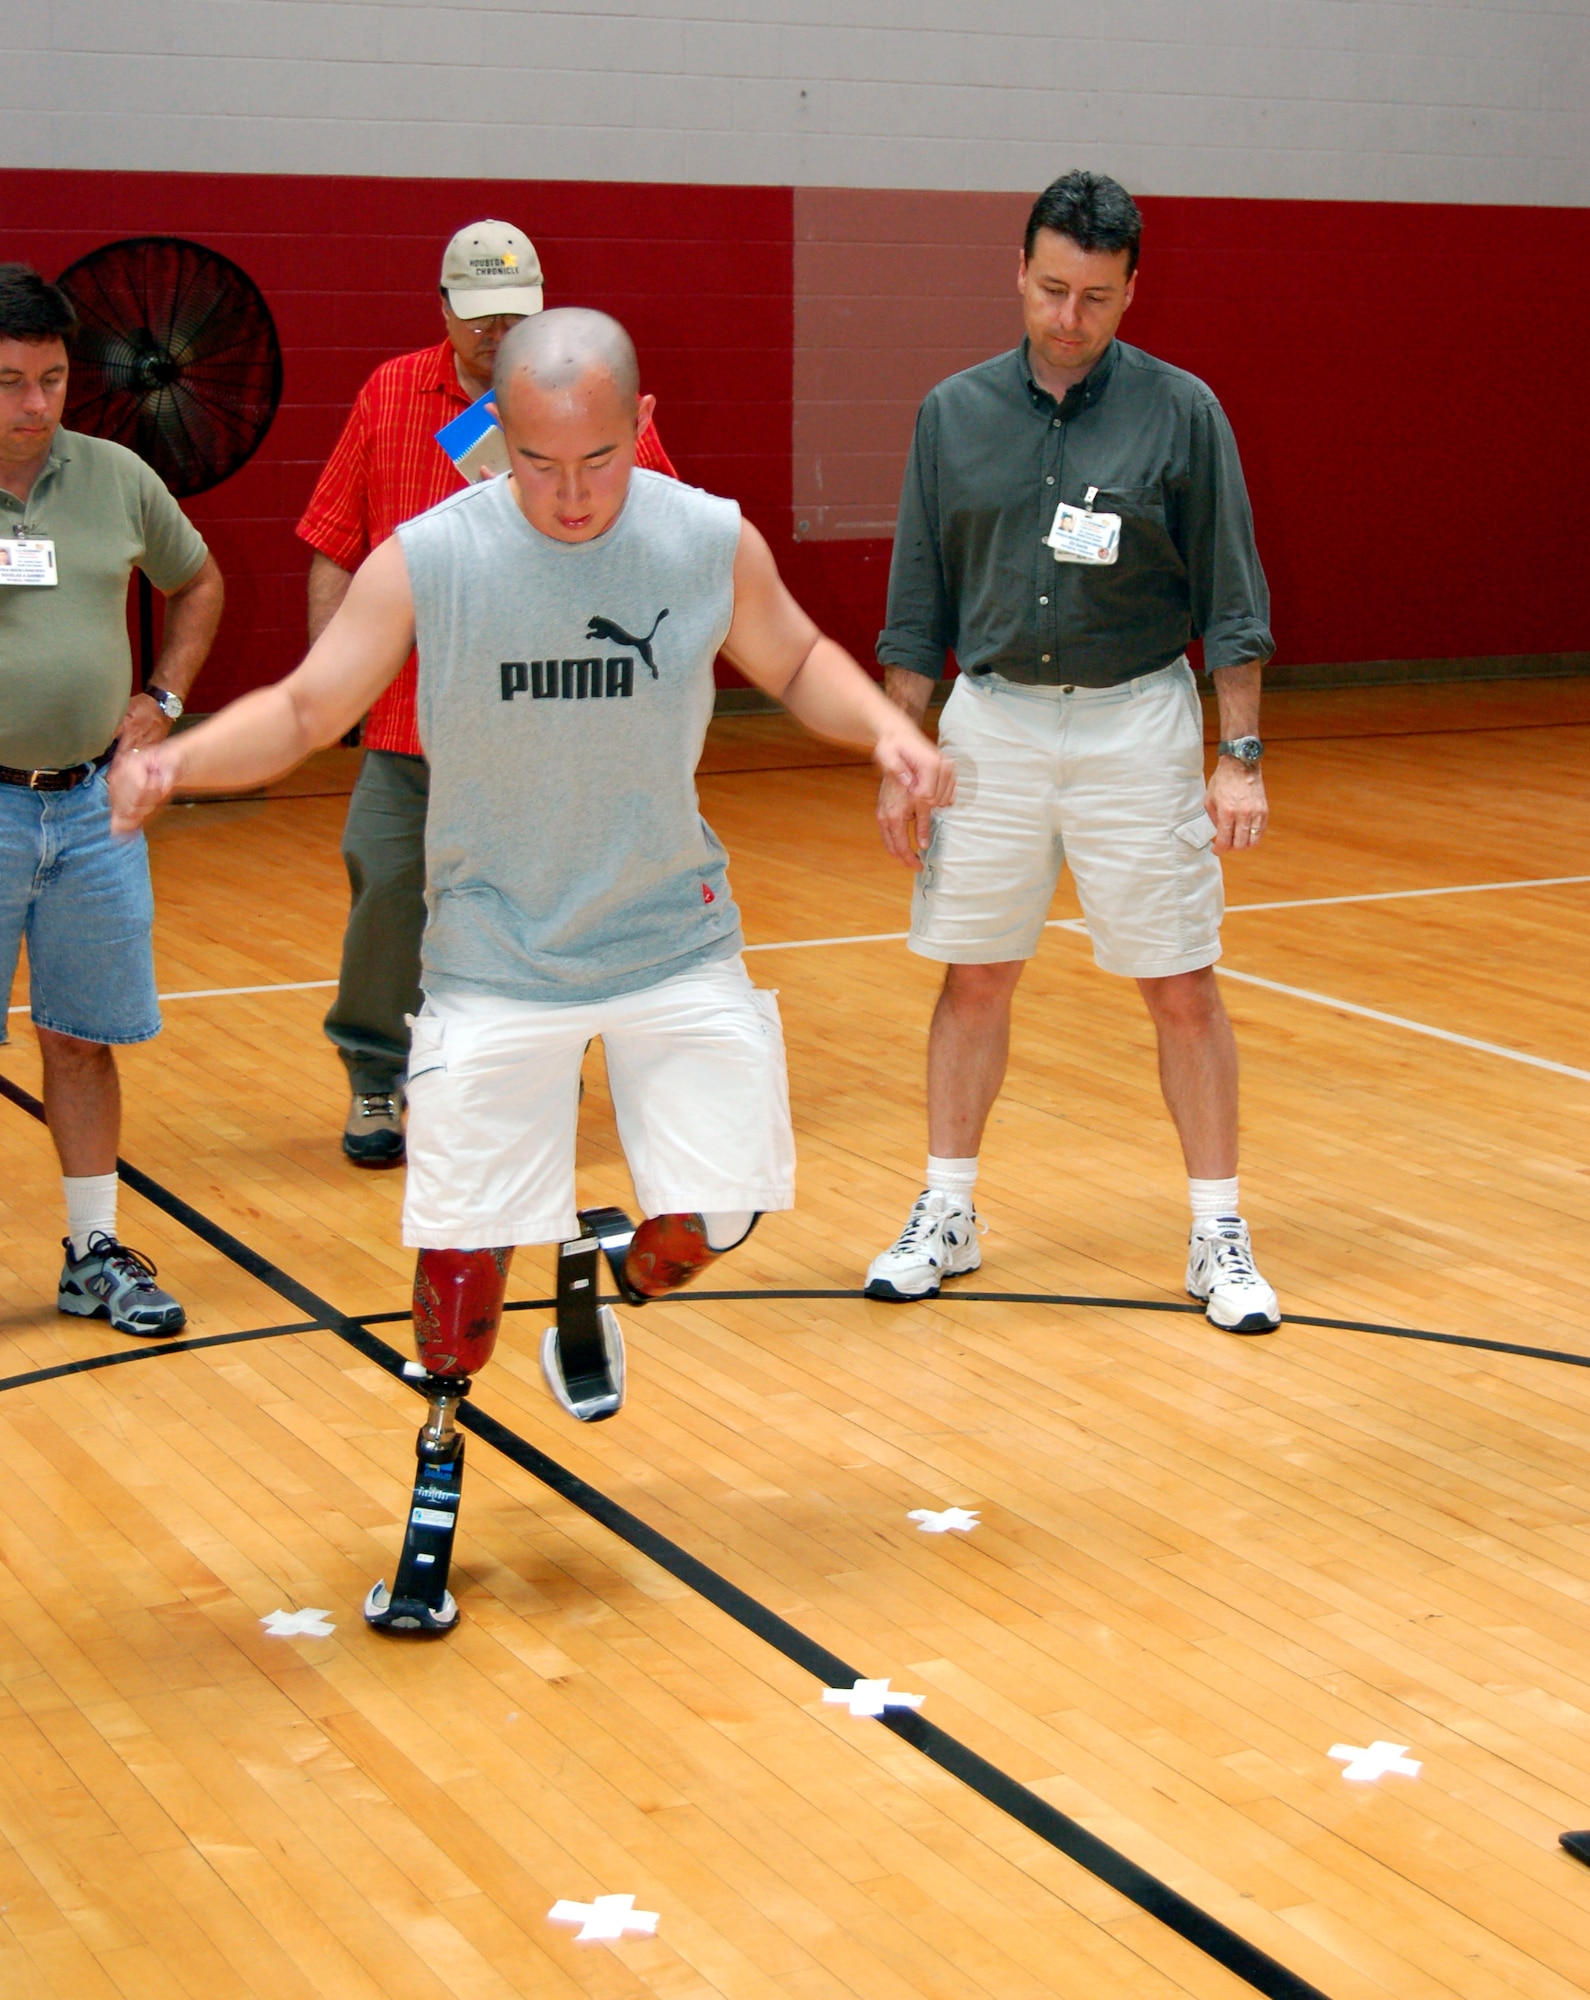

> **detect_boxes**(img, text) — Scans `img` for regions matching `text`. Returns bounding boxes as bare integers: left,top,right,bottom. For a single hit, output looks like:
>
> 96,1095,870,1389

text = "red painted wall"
1128,196,1590,671
791,191,1590,677
5,170,1587,708
2,169,793,706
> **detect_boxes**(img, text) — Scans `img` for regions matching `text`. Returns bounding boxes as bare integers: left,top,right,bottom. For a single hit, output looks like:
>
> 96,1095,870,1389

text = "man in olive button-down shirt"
0,263,223,1340
878,329,1273,691
866,172,1281,1335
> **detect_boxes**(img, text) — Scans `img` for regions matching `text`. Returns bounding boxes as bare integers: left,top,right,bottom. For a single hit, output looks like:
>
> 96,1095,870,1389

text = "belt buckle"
28,768,45,789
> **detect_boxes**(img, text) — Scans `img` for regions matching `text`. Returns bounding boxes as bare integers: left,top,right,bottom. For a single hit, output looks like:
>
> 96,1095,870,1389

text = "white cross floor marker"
908,1506,980,1533
822,1677,925,1717
548,1894,659,1942
261,1608,335,1637
1329,1741,1421,1781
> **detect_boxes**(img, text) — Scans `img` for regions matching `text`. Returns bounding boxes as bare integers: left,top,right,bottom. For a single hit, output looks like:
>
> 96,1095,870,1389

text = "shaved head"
494,306,640,415
492,306,657,543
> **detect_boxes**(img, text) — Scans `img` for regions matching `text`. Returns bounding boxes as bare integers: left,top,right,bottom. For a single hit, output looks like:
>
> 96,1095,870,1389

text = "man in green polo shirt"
0,262,224,1337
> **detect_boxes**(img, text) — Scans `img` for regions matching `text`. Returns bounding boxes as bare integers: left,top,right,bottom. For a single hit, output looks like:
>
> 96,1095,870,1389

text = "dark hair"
0,263,77,346
1024,172,1143,274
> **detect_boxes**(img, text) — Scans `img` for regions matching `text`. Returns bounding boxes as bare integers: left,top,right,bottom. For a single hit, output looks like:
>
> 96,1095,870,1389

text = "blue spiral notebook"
435,395,509,483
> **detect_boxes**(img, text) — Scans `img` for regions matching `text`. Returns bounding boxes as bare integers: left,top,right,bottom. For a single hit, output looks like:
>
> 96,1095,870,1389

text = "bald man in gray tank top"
111,309,952,1635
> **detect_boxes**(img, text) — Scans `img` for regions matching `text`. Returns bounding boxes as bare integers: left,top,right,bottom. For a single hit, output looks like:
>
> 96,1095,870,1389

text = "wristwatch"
146,686,184,721
1217,736,1263,767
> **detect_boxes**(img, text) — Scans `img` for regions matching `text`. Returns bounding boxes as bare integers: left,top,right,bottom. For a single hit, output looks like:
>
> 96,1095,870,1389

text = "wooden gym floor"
1,676,1588,2000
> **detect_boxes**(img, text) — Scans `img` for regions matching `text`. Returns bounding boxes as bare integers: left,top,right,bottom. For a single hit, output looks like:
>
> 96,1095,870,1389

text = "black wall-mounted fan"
56,235,283,678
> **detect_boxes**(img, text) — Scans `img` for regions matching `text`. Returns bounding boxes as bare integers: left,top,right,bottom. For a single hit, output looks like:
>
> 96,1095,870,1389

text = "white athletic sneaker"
865,1190,982,1301
1186,1215,1280,1334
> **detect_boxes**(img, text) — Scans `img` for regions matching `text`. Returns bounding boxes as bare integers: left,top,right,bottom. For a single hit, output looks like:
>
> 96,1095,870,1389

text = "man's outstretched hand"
875,715,955,871
109,742,183,836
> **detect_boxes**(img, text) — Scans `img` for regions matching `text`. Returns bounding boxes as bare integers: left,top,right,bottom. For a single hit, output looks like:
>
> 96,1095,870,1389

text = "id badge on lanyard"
0,537,57,586
1046,486,1120,566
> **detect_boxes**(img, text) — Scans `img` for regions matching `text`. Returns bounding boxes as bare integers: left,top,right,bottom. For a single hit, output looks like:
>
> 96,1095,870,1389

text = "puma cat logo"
585,609,668,678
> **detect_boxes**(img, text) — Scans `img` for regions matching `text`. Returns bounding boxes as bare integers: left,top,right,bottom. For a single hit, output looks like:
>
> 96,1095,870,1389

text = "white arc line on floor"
7,977,336,1015
735,869,1590,955
1220,872,1590,915
1048,871,1590,930
744,928,908,952
163,978,338,1001
1214,967,1590,1082
8,872,1584,1072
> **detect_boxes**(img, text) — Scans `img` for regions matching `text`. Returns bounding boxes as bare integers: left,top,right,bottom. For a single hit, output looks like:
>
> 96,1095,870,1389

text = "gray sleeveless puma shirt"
398,469,743,1003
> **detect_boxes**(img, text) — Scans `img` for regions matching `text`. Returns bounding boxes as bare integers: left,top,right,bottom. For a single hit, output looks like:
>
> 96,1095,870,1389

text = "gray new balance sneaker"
58,1233,187,1338
343,1086,406,1168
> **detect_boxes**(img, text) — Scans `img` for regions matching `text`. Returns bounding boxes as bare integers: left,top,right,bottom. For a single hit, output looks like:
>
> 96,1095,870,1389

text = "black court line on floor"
6,1069,1586,1997
11,1290,1588,1400
3,1070,1333,1998
0,1320,324,1394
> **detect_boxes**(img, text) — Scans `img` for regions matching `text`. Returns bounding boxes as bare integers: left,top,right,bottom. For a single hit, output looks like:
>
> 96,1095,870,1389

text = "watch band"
1218,736,1263,765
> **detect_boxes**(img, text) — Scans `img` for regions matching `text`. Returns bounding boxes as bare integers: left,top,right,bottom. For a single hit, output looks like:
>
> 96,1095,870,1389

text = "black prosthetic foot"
541,1227,626,1422
577,1205,648,1305
365,1367,469,1634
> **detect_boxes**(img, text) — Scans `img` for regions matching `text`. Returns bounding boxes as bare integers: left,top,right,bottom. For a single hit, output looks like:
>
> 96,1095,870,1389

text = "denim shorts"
0,767,161,1047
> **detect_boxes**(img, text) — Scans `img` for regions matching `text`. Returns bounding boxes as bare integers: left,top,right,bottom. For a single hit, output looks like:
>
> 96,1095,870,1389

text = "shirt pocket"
1088,485,1177,566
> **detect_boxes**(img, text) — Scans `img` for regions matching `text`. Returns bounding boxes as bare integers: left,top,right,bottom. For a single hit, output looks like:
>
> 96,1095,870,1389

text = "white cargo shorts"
401,955,796,1248
911,659,1224,977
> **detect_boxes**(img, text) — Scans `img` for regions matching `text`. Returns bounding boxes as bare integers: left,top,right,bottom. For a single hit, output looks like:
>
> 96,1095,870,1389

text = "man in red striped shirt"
298,220,677,1165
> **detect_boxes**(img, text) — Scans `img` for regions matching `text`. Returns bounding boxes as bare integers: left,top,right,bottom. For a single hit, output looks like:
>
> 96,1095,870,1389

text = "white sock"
1189,1175,1240,1225
701,1210,755,1251
926,1155,978,1205
64,1173,119,1260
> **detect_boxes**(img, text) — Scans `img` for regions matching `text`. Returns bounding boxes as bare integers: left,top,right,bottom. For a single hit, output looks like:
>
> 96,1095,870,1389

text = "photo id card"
0,538,57,586
1046,501,1120,565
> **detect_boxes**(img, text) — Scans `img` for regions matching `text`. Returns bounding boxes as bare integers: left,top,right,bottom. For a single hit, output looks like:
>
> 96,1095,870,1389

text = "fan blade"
57,236,283,497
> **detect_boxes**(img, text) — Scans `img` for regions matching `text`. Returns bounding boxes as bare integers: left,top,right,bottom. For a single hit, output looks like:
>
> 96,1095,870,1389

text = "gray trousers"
324,748,429,1095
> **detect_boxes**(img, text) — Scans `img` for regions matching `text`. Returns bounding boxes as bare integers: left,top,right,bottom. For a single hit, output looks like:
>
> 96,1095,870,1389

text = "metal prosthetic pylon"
539,1210,633,1422
364,1365,470,1633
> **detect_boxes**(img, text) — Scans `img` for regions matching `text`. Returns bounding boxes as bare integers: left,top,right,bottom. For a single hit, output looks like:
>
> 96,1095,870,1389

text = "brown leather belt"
0,748,113,792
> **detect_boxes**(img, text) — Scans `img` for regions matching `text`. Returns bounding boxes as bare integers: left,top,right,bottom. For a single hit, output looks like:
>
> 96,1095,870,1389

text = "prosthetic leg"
539,1217,628,1422
618,1208,756,1298
365,1246,511,1635
362,1366,470,1634
540,1208,759,1423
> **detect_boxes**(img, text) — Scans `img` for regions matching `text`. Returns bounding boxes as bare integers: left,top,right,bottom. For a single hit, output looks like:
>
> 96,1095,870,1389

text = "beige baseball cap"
440,220,544,320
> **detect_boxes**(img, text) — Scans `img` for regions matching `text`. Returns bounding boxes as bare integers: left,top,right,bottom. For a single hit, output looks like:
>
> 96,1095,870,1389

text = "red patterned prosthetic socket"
623,1212,720,1299
413,1247,513,1377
